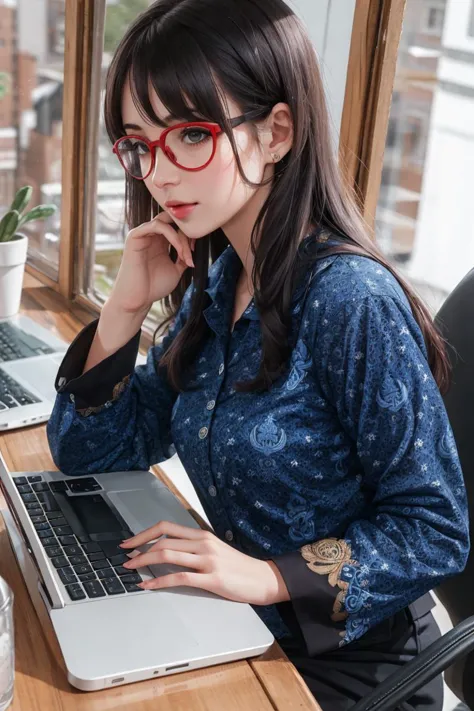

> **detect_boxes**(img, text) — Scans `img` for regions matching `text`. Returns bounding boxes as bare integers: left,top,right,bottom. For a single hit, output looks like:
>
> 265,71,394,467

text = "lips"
166,202,198,219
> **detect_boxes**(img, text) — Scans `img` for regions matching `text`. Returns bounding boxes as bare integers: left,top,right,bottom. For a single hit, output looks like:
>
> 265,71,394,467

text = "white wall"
288,0,356,144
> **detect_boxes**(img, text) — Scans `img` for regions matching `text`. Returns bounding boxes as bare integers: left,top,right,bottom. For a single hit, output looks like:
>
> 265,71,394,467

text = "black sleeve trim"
55,319,141,409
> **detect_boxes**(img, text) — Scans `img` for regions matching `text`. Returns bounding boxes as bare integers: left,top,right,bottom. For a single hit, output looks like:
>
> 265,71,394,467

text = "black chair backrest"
435,268,474,706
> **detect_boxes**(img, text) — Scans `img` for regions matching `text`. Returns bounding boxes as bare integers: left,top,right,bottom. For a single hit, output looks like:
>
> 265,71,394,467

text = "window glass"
85,0,154,308
0,0,65,279
375,0,474,313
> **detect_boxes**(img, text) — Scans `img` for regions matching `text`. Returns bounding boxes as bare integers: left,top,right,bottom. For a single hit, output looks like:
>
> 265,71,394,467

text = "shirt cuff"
271,539,352,656
55,318,141,409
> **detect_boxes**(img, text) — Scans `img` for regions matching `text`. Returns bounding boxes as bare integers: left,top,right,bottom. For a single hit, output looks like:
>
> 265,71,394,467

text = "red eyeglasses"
112,110,262,179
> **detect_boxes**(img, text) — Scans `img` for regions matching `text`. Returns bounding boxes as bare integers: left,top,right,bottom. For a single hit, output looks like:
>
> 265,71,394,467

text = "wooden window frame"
27,0,407,325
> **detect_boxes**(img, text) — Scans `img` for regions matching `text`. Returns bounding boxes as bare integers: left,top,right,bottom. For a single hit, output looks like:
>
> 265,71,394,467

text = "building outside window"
376,0,474,313
0,0,65,280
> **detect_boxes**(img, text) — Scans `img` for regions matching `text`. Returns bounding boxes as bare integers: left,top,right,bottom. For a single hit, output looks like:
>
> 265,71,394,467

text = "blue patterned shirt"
47,232,469,653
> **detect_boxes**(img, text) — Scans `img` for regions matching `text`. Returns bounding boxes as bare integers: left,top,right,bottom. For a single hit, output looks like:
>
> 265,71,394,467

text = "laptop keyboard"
0,370,41,410
14,475,144,601
0,322,55,362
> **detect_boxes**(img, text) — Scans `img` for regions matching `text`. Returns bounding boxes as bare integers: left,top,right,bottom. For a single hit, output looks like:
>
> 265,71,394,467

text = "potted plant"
0,186,56,319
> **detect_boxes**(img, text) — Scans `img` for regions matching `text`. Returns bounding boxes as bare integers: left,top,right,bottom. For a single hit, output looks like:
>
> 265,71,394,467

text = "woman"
47,1,469,708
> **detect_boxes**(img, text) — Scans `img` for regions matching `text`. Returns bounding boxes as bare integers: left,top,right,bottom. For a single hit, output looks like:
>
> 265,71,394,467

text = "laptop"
0,314,68,431
0,453,274,691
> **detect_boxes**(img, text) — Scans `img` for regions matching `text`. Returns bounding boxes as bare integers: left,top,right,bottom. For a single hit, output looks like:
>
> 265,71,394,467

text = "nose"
150,146,180,189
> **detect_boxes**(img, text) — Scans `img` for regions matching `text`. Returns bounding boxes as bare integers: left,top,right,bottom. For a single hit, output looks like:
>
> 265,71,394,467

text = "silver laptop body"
0,314,68,431
0,454,274,691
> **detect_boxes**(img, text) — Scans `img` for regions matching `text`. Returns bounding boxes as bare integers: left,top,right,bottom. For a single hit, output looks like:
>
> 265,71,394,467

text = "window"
422,2,445,36
0,0,65,281
375,0,472,314
81,0,154,311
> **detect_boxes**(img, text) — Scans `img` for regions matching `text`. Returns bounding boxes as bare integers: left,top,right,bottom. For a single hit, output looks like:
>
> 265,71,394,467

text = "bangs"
108,22,232,141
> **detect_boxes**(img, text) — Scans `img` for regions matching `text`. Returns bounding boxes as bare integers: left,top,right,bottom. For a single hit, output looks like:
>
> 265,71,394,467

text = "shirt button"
225,530,234,542
218,363,225,375
69,394,75,403
198,427,208,440
208,485,217,497
206,400,216,410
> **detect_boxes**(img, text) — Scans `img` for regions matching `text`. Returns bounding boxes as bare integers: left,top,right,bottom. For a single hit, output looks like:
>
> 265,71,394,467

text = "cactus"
0,185,57,243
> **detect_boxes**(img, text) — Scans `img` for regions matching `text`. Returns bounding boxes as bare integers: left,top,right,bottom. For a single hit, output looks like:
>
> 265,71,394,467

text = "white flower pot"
0,234,28,319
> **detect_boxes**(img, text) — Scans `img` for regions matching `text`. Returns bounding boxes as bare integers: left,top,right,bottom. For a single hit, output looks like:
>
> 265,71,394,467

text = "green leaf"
10,185,33,216
0,210,20,242
18,204,57,227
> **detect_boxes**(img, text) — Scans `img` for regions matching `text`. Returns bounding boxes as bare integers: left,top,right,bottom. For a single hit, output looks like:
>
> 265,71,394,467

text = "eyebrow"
123,115,174,131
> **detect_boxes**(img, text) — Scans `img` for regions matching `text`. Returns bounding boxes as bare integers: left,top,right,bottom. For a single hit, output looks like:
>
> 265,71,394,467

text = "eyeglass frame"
112,109,264,179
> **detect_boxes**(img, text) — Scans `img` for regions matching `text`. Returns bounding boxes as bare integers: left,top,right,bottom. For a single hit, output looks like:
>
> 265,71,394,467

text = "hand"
119,521,290,606
109,211,196,314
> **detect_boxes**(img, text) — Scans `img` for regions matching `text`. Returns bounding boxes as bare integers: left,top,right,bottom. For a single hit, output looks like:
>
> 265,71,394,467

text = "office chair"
351,268,474,711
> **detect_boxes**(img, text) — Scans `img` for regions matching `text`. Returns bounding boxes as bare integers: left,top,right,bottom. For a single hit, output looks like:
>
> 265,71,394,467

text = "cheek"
207,131,265,198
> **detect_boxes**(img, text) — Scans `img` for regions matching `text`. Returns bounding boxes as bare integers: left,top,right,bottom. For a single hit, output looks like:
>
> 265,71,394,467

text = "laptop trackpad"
107,488,201,535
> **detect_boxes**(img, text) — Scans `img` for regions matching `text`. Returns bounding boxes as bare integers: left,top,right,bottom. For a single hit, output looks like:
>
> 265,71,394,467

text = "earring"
272,153,281,163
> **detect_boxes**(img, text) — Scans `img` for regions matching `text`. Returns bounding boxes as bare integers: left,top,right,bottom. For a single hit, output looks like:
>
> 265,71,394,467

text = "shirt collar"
203,226,336,336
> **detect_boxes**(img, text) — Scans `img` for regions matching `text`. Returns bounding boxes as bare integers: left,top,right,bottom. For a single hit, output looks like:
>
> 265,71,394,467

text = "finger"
139,571,211,591
120,520,205,548
131,219,193,268
154,212,195,268
147,538,201,554
123,549,203,571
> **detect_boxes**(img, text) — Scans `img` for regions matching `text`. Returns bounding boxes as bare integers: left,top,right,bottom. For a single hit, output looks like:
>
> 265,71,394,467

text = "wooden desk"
0,275,321,711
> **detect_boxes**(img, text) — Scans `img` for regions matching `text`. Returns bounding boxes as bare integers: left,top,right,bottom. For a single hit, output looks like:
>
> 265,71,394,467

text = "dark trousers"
279,605,443,711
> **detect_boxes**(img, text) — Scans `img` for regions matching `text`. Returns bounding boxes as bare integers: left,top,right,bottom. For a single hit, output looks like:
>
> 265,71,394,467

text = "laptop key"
83,581,106,598
68,556,88,566
108,553,129,566
45,511,64,520
25,502,42,511
21,493,37,503
62,545,82,557
49,518,68,528
17,484,33,494
40,536,57,547
96,569,115,580
54,526,73,536
27,475,43,483
37,492,60,511
87,552,105,562
30,515,46,524
13,477,27,486
82,543,101,554
45,546,63,558
102,577,125,595
77,534,91,544
34,522,51,531
91,560,111,571
73,564,93,576
37,529,55,539
65,584,86,601
114,566,132,577
78,572,97,582
120,574,142,584
58,535,76,546
51,556,69,568
49,481,68,493
58,567,77,585
31,482,49,493
123,583,142,593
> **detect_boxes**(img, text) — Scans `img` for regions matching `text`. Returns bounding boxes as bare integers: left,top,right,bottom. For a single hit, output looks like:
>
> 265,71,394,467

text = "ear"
262,102,294,165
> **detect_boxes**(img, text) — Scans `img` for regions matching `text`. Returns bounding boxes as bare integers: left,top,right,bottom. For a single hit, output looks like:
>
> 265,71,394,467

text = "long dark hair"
104,0,449,394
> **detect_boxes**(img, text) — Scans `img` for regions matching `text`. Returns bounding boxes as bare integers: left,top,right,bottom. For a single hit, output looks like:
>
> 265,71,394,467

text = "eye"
181,128,211,145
